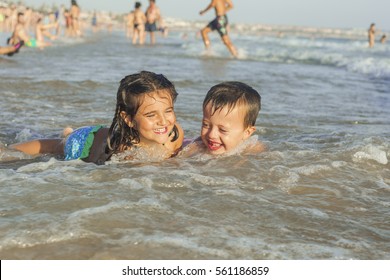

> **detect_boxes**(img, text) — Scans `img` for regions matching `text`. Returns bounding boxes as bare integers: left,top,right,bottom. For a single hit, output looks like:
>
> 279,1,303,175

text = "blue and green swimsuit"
64,125,104,160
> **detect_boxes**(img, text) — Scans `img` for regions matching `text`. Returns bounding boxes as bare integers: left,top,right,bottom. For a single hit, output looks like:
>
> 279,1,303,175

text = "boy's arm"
9,139,64,156
200,0,215,15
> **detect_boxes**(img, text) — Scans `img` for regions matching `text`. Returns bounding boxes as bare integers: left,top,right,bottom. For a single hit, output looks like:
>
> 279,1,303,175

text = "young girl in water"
9,71,184,164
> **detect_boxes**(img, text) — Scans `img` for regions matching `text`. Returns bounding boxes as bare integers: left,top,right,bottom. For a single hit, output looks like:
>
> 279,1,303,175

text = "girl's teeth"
154,128,166,133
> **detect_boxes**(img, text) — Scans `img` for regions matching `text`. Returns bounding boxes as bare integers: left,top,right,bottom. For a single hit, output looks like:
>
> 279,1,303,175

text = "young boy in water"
182,81,265,156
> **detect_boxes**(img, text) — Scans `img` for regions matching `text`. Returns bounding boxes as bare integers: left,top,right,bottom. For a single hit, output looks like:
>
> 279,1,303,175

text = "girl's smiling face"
132,91,176,146
201,102,255,155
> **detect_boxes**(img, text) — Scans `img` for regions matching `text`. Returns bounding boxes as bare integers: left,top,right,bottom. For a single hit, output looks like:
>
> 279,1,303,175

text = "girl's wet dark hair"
106,71,178,158
203,81,261,128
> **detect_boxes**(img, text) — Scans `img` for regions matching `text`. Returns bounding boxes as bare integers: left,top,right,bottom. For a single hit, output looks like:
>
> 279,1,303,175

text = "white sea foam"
353,145,388,165
15,157,59,172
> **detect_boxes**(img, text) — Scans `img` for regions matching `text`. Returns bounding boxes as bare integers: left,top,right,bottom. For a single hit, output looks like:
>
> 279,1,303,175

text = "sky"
20,0,390,30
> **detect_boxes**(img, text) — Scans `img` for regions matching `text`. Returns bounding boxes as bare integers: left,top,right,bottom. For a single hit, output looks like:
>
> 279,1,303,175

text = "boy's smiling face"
201,102,256,155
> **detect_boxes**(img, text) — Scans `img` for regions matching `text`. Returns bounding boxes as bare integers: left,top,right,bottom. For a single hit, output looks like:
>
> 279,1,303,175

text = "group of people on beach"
1,0,238,58
125,0,165,45
124,0,237,56
0,0,83,55
2,0,389,58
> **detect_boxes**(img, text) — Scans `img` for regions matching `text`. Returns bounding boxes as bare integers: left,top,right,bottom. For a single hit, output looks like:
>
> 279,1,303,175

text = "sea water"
0,21,389,259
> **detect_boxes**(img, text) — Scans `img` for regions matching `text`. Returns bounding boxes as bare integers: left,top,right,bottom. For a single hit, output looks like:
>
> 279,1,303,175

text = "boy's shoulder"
180,135,266,157
230,135,266,156
242,139,266,155
180,137,204,157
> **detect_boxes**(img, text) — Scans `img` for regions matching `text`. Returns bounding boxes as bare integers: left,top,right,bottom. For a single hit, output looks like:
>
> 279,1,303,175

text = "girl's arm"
173,122,184,151
164,123,184,157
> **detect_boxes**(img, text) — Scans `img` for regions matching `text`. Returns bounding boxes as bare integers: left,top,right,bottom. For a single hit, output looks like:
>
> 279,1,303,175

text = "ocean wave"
170,18,390,79
166,18,379,40
252,38,390,78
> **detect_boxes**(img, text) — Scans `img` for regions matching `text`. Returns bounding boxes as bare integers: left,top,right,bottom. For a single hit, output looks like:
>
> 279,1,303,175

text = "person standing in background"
70,0,81,36
132,2,146,45
64,9,72,37
91,10,98,33
145,0,161,45
125,9,134,39
368,23,375,48
380,34,387,44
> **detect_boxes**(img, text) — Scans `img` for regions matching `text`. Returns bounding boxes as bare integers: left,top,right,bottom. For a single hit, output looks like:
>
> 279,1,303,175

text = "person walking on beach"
145,0,161,45
368,23,375,48
199,0,238,57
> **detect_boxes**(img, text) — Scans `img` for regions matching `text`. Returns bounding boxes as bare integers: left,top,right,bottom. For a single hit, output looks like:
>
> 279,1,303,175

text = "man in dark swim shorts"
200,0,237,57
208,15,228,37
145,22,157,32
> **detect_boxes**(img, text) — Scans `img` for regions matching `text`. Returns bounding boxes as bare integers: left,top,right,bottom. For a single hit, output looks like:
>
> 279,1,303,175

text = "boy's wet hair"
135,2,141,9
107,71,178,157
203,81,261,128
